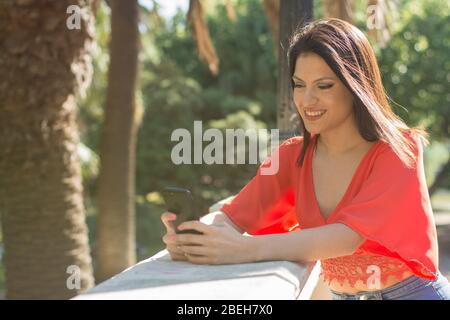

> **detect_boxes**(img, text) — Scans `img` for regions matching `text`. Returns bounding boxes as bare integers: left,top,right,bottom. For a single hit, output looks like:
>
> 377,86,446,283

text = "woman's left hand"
171,220,256,265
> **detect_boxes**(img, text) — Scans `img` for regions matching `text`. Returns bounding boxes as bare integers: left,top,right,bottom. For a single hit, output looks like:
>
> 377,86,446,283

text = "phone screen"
161,187,203,235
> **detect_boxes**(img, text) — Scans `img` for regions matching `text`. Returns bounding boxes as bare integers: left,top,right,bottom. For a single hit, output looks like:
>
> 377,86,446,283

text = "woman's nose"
298,88,318,106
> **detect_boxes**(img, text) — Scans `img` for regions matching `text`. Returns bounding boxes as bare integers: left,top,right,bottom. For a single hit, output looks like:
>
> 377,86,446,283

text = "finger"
169,252,188,261
181,245,211,256
162,219,176,234
162,234,178,245
176,233,205,246
167,244,188,261
161,211,177,222
166,244,184,254
161,212,177,234
168,243,203,261
185,254,215,265
178,221,215,235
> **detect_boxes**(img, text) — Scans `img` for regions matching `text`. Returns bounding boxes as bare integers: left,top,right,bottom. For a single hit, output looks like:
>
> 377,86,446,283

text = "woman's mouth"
304,110,326,121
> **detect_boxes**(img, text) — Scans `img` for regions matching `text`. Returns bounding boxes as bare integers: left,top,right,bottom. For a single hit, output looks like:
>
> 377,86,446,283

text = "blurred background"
0,0,448,299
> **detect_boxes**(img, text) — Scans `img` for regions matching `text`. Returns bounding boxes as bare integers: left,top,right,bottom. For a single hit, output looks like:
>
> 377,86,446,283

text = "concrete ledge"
74,250,319,300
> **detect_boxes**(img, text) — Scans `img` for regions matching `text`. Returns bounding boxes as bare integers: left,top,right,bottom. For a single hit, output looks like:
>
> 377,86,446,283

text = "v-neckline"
308,134,380,224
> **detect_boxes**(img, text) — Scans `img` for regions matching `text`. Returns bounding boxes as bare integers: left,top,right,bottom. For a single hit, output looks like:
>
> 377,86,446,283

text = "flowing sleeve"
328,132,438,279
219,137,302,235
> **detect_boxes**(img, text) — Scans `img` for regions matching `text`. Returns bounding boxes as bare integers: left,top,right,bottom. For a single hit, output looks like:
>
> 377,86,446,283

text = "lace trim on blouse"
320,251,413,288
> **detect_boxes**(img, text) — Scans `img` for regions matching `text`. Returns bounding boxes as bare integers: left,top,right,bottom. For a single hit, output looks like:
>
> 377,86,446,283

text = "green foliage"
155,0,278,125
377,0,450,140
78,1,110,201
424,141,450,187
77,0,277,262
135,0,278,224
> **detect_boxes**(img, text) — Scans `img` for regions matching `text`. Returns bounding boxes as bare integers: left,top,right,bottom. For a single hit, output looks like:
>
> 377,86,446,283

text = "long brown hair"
287,18,427,167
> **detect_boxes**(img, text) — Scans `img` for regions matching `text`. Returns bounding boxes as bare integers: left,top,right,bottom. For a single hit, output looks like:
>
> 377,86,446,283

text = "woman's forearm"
198,212,364,263
251,223,364,263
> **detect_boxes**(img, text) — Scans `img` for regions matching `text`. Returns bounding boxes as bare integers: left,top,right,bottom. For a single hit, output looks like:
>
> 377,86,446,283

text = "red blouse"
220,131,439,287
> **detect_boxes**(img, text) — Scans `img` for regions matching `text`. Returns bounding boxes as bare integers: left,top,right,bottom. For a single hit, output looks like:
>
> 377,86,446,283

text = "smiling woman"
287,19,424,168
160,18,450,300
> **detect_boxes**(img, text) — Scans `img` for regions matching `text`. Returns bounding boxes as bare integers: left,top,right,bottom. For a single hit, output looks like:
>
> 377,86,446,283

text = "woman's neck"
316,126,367,157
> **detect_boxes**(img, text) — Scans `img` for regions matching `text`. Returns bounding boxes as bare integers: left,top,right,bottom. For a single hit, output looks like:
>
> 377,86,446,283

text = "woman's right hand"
161,212,188,261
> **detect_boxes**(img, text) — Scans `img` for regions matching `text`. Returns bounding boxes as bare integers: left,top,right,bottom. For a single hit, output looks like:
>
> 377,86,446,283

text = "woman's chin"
306,127,320,135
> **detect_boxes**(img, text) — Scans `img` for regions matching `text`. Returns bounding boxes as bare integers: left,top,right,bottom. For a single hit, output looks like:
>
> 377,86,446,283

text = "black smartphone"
161,186,203,235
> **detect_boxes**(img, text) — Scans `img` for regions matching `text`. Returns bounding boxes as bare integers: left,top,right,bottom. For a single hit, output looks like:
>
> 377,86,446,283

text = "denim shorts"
330,270,450,300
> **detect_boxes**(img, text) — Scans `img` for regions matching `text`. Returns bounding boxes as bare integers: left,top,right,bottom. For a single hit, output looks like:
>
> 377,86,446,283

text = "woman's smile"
304,109,327,121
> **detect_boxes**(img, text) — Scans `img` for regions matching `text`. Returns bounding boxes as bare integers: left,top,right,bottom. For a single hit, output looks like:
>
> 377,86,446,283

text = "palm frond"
225,0,236,22
187,0,219,75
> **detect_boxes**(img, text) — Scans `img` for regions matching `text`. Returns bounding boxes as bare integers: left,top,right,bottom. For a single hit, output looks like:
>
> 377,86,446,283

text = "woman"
161,19,450,300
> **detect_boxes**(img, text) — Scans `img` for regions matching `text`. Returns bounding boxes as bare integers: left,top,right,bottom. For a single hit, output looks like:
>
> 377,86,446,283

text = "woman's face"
292,52,355,136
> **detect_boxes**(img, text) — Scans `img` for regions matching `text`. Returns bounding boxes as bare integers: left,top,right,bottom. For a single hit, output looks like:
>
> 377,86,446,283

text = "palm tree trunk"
323,0,354,23
0,0,95,299
95,0,139,282
263,0,280,60
277,0,313,140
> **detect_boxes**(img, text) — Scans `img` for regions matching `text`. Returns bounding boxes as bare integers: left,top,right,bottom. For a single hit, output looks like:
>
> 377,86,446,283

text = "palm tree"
0,0,96,298
95,0,140,282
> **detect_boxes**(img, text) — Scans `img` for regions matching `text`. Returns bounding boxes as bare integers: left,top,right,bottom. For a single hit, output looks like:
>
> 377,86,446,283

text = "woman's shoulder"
371,128,426,172
276,136,304,161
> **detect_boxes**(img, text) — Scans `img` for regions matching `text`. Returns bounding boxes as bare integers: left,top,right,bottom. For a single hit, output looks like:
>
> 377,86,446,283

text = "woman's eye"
318,83,334,90
294,83,305,88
